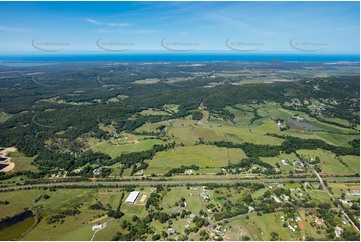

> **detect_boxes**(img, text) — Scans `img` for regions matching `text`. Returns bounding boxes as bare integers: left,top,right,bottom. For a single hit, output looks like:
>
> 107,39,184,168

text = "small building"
339,199,353,207
288,225,296,232
125,191,140,203
167,228,175,234
335,226,343,237
272,196,282,203
315,217,324,227
92,223,105,231
281,159,287,165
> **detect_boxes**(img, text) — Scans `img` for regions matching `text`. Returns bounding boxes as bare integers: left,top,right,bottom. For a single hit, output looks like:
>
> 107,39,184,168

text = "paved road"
0,177,358,192
304,159,360,234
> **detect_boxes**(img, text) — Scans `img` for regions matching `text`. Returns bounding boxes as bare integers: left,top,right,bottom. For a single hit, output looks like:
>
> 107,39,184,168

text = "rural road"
304,160,360,234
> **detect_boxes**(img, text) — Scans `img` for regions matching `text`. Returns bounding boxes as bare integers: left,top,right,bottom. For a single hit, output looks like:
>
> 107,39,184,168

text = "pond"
288,119,322,131
0,210,35,240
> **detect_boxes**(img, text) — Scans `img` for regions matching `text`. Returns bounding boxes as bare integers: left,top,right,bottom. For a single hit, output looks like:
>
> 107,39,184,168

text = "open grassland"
249,119,282,135
313,132,359,147
317,115,351,127
8,152,38,172
340,155,360,174
225,106,254,126
168,118,285,145
98,123,116,134
283,129,355,147
307,190,332,205
260,153,301,173
139,108,170,116
92,219,122,241
133,78,160,84
0,190,42,218
0,112,11,122
161,187,203,215
227,148,248,164
88,135,164,159
135,122,166,133
213,186,252,206
145,145,230,175
95,190,123,210
225,212,300,241
297,149,359,175
236,102,357,146
36,189,93,210
327,183,360,199
22,188,122,240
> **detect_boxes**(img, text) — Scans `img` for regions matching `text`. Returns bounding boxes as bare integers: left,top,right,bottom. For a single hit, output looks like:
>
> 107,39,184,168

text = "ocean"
0,53,359,64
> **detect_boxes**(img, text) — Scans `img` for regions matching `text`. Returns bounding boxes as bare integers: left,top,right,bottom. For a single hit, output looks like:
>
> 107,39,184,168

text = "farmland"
0,60,359,240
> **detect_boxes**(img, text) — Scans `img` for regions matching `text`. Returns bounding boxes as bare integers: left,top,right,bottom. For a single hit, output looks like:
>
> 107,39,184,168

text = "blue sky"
0,1,359,53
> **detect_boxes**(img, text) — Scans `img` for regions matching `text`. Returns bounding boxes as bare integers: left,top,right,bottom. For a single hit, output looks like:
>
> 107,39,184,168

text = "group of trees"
164,165,200,177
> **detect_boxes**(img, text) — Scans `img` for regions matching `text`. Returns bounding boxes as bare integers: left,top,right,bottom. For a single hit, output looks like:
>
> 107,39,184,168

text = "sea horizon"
0,52,359,63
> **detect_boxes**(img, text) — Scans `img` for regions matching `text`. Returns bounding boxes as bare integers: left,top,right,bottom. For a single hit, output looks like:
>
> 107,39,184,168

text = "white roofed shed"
125,191,140,203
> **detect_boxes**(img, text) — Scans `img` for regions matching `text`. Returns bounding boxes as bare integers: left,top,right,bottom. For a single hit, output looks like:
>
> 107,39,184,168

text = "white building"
335,226,343,237
272,196,282,203
92,223,105,231
125,191,140,203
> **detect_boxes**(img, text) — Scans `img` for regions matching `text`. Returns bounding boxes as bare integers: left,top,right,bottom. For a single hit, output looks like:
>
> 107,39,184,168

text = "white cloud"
85,18,129,28
95,29,111,34
0,25,31,33
85,18,101,25
107,22,129,27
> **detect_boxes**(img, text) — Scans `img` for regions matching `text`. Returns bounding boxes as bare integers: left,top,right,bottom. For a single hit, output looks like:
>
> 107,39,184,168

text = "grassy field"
22,188,120,240
340,155,360,174
98,123,116,134
133,78,160,84
135,122,166,133
307,190,332,205
139,108,170,116
8,152,38,172
95,189,123,210
161,187,203,215
312,132,359,147
297,149,359,175
88,134,164,159
260,153,300,173
225,106,254,126
145,145,232,175
327,183,360,199
225,212,300,241
168,118,285,146
317,116,351,127
227,148,248,164
0,112,11,122
0,190,42,218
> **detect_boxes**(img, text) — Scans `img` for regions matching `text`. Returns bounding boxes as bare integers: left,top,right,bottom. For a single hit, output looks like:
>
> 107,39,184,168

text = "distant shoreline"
0,53,359,63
